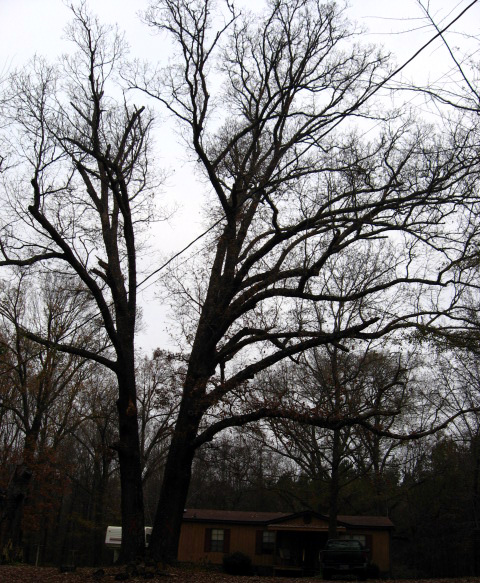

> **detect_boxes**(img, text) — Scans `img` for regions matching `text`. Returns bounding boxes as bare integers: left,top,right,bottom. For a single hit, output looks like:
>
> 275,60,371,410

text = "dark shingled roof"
337,515,394,528
182,509,394,529
183,509,289,524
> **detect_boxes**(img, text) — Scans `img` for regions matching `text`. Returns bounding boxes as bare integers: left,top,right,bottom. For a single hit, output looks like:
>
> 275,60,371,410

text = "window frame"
255,529,276,555
204,527,230,553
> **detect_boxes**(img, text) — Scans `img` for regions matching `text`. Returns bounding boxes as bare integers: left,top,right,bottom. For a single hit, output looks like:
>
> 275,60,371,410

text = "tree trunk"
0,462,32,560
148,304,220,563
116,362,145,563
328,351,342,540
0,425,40,559
148,400,200,563
328,428,341,539
92,471,108,566
471,435,480,529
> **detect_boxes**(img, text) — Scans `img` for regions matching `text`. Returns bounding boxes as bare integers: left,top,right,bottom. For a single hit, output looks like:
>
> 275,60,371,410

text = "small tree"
0,273,94,558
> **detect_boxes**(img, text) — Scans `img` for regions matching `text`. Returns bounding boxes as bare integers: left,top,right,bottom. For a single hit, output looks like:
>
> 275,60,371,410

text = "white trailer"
105,526,152,562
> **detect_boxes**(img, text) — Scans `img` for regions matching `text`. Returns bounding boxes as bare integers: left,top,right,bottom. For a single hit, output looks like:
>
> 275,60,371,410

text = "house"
178,509,394,576
106,509,393,575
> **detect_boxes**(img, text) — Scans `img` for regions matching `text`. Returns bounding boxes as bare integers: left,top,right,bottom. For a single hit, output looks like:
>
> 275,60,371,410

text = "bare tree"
60,367,119,565
129,0,480,561
259,342,412,535
0,4,159,560
136,349,182,485
0,273,94,558
254,249,412,534
414,0,480,114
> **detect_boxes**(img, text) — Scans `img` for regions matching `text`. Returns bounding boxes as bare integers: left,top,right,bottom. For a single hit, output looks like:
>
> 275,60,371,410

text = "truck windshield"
327,540,361,549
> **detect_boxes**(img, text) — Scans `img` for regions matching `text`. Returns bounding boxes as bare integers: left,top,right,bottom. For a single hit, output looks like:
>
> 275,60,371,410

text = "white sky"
0,0,478,353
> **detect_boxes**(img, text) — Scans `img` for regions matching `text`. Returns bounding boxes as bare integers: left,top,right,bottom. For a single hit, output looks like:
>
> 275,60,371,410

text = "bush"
222,552,253,576
367,563,380,579
1,540,23,565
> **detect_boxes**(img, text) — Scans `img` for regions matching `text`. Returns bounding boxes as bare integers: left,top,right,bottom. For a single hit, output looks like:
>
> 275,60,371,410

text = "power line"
137,217,223,290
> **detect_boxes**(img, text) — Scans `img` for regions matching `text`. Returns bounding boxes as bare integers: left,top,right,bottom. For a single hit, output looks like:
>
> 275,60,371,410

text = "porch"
272,529,330,576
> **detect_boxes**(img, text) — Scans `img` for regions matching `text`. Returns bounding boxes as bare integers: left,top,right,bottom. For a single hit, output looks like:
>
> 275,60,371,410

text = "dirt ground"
1,565,480,583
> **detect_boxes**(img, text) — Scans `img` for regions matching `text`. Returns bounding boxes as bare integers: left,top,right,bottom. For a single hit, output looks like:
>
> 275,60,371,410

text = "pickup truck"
320,539,369,580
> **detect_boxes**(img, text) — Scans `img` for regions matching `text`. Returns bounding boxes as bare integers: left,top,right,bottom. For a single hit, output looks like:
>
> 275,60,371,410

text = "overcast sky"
1,0,477,71
0,0,478,352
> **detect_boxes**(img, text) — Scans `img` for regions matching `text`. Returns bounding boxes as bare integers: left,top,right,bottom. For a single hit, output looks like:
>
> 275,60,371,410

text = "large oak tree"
133,0,480,561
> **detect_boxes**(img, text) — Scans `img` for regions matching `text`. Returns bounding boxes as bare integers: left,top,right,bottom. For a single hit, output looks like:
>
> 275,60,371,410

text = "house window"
262,531,275,554
255,530,276,554
211,529,225,552
205,528,230,553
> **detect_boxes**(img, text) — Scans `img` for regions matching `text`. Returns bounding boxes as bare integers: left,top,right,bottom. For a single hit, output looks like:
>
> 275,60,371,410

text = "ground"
1,566,480,583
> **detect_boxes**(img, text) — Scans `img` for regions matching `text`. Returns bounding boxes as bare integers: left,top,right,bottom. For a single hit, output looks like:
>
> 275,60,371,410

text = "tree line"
0,0,479,573
1,281,479,577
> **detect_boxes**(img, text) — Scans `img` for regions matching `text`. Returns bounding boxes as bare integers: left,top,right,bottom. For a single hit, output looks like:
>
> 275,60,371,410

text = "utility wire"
137,217,223,290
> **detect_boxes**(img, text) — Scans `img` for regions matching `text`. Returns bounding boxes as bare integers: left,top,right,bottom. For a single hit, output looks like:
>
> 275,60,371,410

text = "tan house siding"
177,522,203,562
179,523,271,565
362,529,390,573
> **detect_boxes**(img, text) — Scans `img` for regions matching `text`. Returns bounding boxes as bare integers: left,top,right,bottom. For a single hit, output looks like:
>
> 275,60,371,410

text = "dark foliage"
222,552,254,576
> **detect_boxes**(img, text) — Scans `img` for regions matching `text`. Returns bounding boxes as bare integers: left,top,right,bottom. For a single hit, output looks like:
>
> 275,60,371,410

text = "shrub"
222,552,253,576
367,563,380,579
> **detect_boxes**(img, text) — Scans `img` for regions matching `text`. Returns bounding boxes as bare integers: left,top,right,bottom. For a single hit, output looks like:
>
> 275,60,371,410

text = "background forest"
1,0,480,577
1,311,480,578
